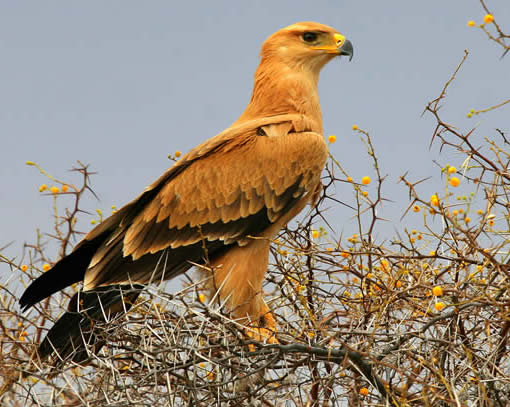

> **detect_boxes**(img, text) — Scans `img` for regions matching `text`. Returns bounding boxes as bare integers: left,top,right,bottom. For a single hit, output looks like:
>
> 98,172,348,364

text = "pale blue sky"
1,1,509,270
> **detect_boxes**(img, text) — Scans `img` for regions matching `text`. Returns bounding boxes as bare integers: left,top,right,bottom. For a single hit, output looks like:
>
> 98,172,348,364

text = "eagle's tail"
37,285,142,369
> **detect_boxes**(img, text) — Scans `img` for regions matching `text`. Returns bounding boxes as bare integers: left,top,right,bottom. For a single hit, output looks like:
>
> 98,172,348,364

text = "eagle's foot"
245,311,278,351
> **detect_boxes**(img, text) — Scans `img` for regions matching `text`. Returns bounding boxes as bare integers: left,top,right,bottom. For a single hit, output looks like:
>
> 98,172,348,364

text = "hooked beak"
338,39,353,61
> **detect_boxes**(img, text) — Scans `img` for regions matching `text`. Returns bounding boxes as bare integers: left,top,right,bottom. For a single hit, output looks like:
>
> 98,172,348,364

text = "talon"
245,311,278,351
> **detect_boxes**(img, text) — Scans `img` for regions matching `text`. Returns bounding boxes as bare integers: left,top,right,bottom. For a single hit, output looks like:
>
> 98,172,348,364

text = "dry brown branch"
2,6,510,405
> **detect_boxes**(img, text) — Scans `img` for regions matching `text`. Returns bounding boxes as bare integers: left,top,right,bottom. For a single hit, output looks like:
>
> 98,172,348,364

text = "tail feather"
38,285,142,367
19,237,107,312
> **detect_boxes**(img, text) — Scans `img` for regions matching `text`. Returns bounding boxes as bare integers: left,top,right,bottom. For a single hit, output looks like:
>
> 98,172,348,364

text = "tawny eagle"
20,21,353,365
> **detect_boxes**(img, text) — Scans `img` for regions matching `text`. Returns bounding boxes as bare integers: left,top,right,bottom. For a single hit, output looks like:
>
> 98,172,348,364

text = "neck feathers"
237,57,323,133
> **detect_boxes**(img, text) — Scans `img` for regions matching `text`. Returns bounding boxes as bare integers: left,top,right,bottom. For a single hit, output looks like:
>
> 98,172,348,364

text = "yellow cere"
311,32,345,53
334,33,345,46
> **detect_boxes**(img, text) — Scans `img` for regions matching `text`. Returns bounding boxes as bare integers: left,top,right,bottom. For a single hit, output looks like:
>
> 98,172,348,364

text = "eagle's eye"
302,32,318,43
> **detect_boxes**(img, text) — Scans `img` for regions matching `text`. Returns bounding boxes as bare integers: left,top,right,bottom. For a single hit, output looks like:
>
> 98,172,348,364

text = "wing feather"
83,114,327,288
123,127,327,260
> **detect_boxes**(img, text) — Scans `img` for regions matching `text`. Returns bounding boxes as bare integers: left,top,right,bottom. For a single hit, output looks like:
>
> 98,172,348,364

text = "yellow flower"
61,184,69,192
488,219,495,226
25,161,36,166
449,177,460,187
91,220,97,225
346,176,353,183
359,387,369,396
430,194,439,206
198,294,206,303
361,176,371,185
311,230,319,239
21,265,28,272
328,134,337,143
362,191,368,197
352,124,358,131
448,166,457,174
42,263,51,272
465,217,471,223
477,209,484,215
50,186,59,194
434,302,445,311
340,251,350,258
483,14,494,24
432,286,443,296
307,331,315,338
413,205,420,213
452,210,458,216
175,150,182,158
429,251,436,256
39,184,48,192
467,20,476,27
395,280,402,289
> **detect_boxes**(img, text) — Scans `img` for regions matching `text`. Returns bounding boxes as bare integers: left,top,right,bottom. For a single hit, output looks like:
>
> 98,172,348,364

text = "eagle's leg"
209,238,278,345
